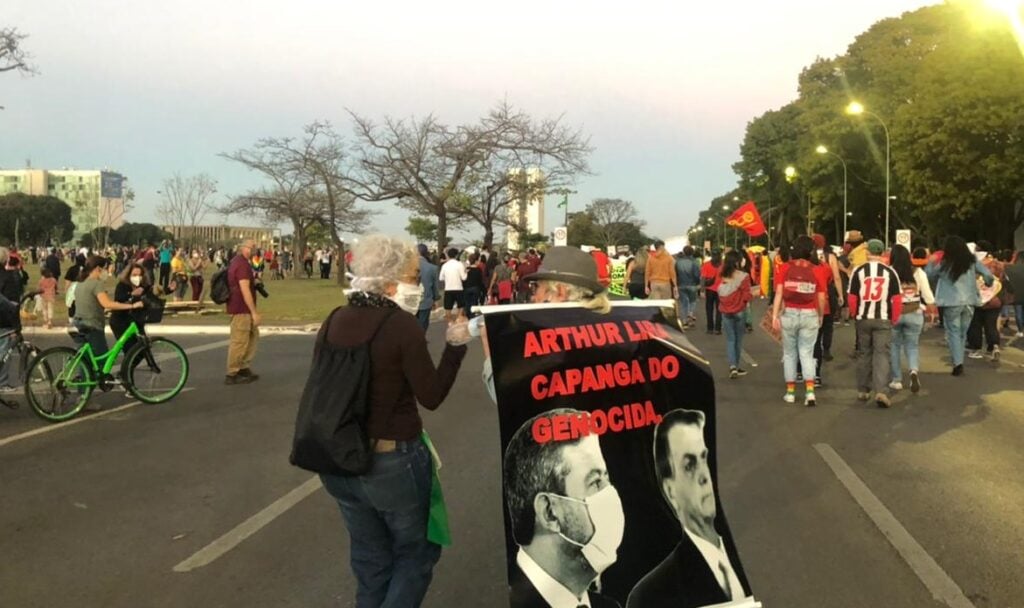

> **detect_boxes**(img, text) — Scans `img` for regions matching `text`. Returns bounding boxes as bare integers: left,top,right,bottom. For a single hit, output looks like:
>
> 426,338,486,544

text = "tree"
109,222,172,247
159,173,218,247
405,216,439,244
565,211,603,248
0,27,36,75
586,199,645,248
0,193,75,246
344,100,592,251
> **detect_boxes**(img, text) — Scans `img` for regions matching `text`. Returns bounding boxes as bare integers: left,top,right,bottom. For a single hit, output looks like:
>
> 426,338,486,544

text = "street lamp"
816,145,849,239
721,205,730,247
846,101,892,248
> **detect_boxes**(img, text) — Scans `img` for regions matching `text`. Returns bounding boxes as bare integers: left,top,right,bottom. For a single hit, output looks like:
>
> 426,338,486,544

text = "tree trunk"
483,224,494,251
291,220,307,280
436,210,448,254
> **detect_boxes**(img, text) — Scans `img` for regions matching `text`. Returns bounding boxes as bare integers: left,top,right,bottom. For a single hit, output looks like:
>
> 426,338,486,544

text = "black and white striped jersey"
848,261,902,321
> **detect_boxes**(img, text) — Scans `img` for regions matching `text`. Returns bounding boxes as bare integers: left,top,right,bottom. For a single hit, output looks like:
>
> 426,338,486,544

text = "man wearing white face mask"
504,408,624,608
627,410,747,608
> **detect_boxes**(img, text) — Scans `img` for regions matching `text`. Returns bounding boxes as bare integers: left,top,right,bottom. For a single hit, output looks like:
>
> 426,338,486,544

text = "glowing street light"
784,165,797,182
816,145,850,238
846,100,892,248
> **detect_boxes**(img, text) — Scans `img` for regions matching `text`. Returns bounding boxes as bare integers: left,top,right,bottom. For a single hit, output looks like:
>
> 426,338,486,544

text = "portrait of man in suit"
626,409,748,608
504,408,625,608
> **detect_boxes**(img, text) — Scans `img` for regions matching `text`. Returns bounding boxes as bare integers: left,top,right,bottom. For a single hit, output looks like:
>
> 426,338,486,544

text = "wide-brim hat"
530,247,607,294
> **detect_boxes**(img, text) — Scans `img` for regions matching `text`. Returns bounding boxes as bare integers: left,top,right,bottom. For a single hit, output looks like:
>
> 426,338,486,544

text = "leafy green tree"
405,216,439,244
565,211,603,248
109,222,172,247
0,193,75,246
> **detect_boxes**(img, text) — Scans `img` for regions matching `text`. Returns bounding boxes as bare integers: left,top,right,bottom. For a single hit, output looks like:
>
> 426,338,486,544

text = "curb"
22,325,321,337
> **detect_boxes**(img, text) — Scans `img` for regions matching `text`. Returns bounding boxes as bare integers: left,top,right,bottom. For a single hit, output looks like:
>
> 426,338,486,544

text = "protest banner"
482,301,755,608
609,261,628,297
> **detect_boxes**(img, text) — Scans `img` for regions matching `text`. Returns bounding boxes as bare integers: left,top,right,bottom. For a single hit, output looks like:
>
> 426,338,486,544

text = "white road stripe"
173,476,323,573
814,443,976,608
741,349,759,368
0,339,230,449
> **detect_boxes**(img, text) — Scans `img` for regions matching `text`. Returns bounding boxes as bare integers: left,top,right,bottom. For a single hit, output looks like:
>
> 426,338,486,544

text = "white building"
0,168,127,240
505,168,545,251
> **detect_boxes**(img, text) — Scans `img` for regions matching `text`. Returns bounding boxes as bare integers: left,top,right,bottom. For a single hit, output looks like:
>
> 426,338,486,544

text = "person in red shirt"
717,251,753,378
591,248,612,288
700,250,723,333
225,239,260,385
771,236,827,406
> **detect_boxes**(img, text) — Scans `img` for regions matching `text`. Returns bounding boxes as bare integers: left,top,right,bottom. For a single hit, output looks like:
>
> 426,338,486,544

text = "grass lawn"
21,263,348,327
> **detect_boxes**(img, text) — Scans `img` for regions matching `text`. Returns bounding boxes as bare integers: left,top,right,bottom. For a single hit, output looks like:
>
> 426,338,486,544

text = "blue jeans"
942,305,974,367
891,311,924,381
722,313,745,368
415,309,431,332
72,320,108,358
781,308,819,383
678,286,698,320
0,334,12,386
320,440,440,608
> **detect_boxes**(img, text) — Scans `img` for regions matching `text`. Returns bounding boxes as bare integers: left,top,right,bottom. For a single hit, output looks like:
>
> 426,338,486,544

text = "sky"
2,0,937,245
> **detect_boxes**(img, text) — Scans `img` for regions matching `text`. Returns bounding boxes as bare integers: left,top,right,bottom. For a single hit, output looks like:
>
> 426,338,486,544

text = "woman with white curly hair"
317,234,470,607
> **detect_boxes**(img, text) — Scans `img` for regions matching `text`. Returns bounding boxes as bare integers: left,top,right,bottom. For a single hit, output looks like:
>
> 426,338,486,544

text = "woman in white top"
889,246,936,393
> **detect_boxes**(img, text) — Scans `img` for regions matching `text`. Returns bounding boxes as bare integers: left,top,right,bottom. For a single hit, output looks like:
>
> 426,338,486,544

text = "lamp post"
816,145,849,240
846,101,891,248
721,204,730,247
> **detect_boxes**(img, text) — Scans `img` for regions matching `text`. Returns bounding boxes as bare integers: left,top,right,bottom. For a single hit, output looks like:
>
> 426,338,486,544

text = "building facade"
161,224,274,249
0,168,127,240
505,167,545,251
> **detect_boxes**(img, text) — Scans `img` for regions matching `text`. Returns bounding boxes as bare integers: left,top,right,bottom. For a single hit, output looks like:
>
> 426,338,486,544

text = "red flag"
726,201,766,237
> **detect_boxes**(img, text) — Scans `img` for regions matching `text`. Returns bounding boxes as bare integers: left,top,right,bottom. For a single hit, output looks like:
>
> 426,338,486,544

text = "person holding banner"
627,409,748,608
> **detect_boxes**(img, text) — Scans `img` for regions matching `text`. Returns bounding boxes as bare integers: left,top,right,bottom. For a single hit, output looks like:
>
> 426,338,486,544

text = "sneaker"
968,351,984,360
0,384,17,394
876,393,891,409
889,380,903,391
952,364,964,377
857,392,871,402
714,330,722,335
814,377,823,388
910,371,921,394
1016,332,1023,338
805,395,817,407
783,393,796,404
729,368,739,379
796,373,804,382
225,374,256,385
734,368,749,377
238,368,261,381
991,347,1000,362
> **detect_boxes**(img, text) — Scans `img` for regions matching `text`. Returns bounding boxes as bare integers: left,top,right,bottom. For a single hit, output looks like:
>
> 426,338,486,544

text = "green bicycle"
24,321,189,423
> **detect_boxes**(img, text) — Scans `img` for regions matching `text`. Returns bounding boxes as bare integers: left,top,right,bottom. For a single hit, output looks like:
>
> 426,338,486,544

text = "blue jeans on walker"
320,440,440,608
891,310,924,381
679,286,698,320
942,305,974,367
781,308,819,383
722,313,745,368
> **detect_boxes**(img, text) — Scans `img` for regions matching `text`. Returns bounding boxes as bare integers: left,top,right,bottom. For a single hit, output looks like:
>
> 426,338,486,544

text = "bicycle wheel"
122,338,189,404
18,342,41,385
25,347,95,423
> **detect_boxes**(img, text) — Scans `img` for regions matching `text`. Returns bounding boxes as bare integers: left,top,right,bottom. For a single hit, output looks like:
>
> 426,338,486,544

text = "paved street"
2,306,1023,608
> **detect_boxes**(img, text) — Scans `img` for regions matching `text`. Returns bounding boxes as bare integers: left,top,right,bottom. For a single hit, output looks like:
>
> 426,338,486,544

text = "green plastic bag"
421,431,451,547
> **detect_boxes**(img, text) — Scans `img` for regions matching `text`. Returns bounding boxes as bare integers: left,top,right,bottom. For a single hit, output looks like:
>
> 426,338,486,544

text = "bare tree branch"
159,173,218,246
0,28,37,75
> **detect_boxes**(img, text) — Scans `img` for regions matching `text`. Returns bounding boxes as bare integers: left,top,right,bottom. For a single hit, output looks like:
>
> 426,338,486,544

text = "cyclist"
0,247,27,393
111,261,169,357
73,255,143,357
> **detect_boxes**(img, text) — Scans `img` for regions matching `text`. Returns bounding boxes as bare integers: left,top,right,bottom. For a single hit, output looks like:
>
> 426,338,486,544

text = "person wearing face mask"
317,234,469,608
111,262,163,361
627,410,748,608
504,409,625,608
73,255,144,359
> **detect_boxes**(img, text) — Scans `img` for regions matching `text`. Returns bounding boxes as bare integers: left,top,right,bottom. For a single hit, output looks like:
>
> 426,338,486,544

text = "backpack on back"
783,260,818,306
210,269,230,304
290,308,395,476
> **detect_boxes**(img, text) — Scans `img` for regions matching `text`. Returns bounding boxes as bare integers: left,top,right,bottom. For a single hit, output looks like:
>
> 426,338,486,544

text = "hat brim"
529,270,607,295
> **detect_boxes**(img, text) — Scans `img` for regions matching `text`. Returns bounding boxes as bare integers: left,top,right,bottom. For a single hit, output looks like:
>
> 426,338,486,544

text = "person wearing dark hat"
847,239,902,408
480,246,611,403
415,244,440,331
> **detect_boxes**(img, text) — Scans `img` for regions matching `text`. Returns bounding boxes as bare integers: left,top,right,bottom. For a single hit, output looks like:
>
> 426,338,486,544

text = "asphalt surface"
1,305,1022,608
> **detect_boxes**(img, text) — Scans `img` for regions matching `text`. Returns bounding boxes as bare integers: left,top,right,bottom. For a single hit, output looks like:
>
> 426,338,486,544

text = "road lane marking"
173,476,323,573
741,349,759,368
0,339,229,448
814,443,976,608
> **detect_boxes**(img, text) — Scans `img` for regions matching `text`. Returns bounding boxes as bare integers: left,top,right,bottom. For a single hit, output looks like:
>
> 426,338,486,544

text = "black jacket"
509,563,622,608
626,533,748,608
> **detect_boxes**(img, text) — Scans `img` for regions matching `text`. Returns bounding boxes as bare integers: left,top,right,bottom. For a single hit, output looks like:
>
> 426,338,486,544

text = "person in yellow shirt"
645,240,677,300
170,249,188,301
